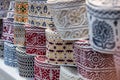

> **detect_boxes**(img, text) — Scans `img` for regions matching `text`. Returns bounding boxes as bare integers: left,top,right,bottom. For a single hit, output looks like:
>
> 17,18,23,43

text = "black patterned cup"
86,0,120,53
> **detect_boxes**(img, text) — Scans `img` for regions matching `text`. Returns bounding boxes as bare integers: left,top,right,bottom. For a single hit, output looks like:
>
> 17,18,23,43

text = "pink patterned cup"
74,40,117,80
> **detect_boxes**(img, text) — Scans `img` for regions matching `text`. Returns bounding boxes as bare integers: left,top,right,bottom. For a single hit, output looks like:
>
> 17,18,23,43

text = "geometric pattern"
34,56,60,80
25,27,46,55
14,0,28,24
2,18,14,43
16,47,34,78
74,40,117,80
46,29,76,66
4,42,17,67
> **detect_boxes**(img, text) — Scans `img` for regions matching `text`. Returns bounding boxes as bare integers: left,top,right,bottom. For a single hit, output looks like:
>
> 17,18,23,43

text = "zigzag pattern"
87,5,120,19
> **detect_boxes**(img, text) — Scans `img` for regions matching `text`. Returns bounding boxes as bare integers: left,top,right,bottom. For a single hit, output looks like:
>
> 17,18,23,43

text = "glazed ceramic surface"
48,0,88,40
0,0,11,18
7,1,15,18
2,18,14,43
34,56,60,80
46,29,76,66
14,0,28,24
16,47,34,78
25,27,46,56
74,40,117,80
4,42,17,67
28,0,55,28
87,0,120,53
14,23,25,47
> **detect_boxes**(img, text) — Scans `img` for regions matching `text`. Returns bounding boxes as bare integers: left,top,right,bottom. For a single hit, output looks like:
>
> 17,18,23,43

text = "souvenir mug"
47,0,88,40
4,42,17,67
0,0,11,18
2,18,14,43
46,29,76,66
74,40,117,80
16,47,34,78
14,23,25,47
7,1,15,18
14,0,28,24
25,27,46,56
28,0,55,28
87,0,120,53
34,56,60,80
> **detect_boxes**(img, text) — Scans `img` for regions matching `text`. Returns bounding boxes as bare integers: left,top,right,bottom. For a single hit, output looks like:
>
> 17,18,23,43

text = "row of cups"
1,0,120,53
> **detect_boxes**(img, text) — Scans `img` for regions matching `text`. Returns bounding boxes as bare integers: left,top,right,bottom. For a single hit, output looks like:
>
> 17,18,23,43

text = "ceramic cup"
7,1,15,18
14,23,25,47
28,0,55,28
74,40,117,80
0,0,11,18
34,56,60,80
25,27,46,56
47,0,88,40
16,47,34,78
2,18,14,43
46,29,76,66
86,0,120,53
4,42,17,67
14,0,28,24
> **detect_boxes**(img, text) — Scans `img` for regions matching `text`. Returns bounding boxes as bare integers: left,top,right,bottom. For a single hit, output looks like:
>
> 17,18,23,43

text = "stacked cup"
2,1,17,67
86,0,120,80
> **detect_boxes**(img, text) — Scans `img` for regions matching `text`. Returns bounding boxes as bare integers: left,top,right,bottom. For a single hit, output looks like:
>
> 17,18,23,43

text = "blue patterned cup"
4,42,17,67
0,0,11,18
87,0,120,53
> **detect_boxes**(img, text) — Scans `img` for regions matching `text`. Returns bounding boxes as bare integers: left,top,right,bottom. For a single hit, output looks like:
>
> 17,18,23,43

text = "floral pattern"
92,20,115,49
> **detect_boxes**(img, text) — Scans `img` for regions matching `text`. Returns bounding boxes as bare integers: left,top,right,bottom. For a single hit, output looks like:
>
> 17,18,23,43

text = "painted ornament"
74,40,117,80
47,0,88,40
46,29,76,66
86,0,120,53
34,56,60,80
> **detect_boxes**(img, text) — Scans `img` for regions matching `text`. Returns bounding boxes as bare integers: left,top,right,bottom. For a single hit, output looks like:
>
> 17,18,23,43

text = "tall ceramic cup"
87,0,120,53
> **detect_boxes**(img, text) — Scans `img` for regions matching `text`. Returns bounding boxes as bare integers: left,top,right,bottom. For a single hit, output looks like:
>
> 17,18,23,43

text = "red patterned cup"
34,56,60,80
2,18,14,43
74,40,117,80
25,27,46,56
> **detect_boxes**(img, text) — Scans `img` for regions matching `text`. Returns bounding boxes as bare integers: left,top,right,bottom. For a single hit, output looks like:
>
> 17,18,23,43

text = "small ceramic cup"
4,42,17,67
14,23,25,47
7,1,15,18
46,28,76,66
14,0,28,24
2,18,14,43
16,47,34,78
25,27,46,56
0,0,11,18
86,0,120,53
28,0,55,29
34,56,60,80
74,40,117,80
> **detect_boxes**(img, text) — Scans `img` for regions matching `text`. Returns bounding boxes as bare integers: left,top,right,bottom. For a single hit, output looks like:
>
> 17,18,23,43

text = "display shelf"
0,59,34,80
